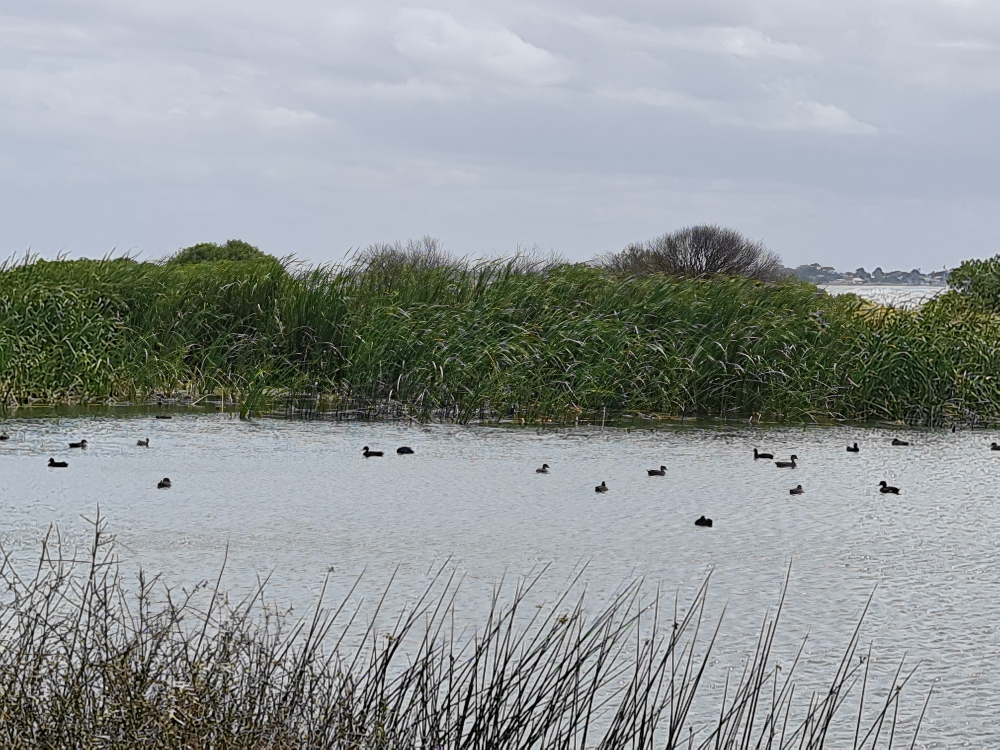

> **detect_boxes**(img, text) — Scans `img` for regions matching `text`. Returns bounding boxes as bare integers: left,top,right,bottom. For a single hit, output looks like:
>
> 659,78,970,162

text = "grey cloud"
392,8,571,87
572,15,819,61
597,86,877,135
0,0,998,270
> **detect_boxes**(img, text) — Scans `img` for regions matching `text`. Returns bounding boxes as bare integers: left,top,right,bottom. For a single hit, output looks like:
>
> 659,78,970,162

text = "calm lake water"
1,411,997,745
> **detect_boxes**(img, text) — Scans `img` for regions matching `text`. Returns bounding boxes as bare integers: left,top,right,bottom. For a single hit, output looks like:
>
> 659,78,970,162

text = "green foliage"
0,249,998,424
166,238,274,266
948,254,1000,311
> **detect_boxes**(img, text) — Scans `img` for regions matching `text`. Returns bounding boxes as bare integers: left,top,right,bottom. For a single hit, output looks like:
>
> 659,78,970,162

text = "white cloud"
257,107,321,128
391,8,570,86
574,16,818,61
599,87,877,136
762,100,878,135
934,39,996,51
598,86,711,113
678,26,815,60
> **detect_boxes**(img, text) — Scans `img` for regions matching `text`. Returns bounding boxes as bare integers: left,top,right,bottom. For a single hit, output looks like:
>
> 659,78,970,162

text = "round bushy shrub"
166,239,272,266
600,225,785,282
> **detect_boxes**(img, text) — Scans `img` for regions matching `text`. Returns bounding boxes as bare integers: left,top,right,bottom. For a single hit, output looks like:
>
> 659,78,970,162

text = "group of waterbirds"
529,439,910,525
753,449,798,468
568,433,999,522
16,424,1000,518
754,434,1000,498
30,435,414,490
361,441,711,526
363,445,414,457
531,460,712,526
29,433,166,488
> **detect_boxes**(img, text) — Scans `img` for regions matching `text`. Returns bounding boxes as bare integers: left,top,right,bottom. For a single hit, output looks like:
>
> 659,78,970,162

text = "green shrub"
948,254,1000,311
166,239,274,266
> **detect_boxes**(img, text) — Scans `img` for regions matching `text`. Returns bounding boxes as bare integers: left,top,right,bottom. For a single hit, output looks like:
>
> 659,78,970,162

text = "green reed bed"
0,252,997,424
0,519,927,748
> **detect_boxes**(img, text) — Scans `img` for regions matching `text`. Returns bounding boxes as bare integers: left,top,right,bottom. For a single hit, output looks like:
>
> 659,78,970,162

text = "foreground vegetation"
0,519,927,748
1,238,999,424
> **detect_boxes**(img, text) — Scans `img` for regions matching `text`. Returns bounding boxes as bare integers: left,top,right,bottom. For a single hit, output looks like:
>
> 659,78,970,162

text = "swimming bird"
879,481,900,494
847,443,859,453
647,465,667,476
69,439,88,449
155,415,172,419
0,432,9,441
535,463,550,474
362,446,384,458
891,438,909,446
774,455,798,468
753,449,774,460
157,477,172,489
694,515,713,527
137,438,149,447
595,481,608,493
789,484,804,495
48,458,68,468
396,446,415,454
991,442,1000,451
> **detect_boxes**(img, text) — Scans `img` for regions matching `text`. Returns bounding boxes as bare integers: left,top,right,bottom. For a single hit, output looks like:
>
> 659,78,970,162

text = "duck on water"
535,464,550,474
69,439,88,449
595,481,608,493
789,485,804,495
157,478,172,489
879,481,900,494
647,465,667,476
846,443,859,453
753,449,773,460
694,516,713,527
774,455,797,468
48,458,68,468
362,446,384,458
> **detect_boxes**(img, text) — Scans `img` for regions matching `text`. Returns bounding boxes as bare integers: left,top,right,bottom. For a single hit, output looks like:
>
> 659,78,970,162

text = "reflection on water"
1,412,997,744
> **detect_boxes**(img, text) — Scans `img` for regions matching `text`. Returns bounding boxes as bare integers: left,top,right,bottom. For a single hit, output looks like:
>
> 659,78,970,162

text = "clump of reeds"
0,516,928,748
2,243,1000,425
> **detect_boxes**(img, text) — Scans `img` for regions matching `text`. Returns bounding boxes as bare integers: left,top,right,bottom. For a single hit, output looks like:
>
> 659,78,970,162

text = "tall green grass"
1,252,997,424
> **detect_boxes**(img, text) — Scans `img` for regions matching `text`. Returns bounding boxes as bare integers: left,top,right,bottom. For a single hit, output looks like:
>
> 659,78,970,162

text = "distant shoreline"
820,280,947,287
787,263,949,287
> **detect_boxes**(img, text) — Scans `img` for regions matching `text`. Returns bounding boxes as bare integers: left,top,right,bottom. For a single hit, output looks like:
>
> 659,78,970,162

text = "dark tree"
350,236,459,276
600,225,785,282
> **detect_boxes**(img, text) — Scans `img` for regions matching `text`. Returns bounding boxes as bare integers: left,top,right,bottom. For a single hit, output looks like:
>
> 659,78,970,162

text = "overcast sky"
2,1,998,269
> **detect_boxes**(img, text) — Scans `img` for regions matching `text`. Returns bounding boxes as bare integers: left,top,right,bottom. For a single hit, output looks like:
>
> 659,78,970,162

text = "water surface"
1,413,996,745
821,283,945,308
